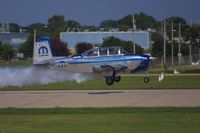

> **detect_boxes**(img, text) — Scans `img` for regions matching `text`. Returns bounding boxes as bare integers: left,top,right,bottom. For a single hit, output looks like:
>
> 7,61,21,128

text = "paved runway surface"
0,90,200,108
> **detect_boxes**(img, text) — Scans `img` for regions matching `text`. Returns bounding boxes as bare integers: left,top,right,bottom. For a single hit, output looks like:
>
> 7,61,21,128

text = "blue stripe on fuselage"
51,54,150,65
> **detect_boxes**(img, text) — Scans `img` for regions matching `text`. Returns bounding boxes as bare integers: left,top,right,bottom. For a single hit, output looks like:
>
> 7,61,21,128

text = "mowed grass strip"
0,108,199,133
1,75,200,90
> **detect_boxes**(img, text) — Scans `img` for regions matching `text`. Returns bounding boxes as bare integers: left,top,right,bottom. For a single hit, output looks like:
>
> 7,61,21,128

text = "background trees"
75,42,93,55
48,15,66,37
51,37,70,56
0,43,15,60
9,23,20,32
151,32,189,57
1,13,200,61
102,36,143,54
18,33,34,58
100,12,158,31
47,16,81,36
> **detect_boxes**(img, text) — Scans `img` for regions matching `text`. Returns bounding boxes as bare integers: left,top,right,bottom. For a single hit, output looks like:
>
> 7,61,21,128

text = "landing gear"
105,76,121,86
106,77,114,86
114,76,121,82
105,67,122,86
144,77,150,83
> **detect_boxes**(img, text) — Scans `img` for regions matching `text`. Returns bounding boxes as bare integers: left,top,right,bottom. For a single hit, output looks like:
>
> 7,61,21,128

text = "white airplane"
33,36,152,85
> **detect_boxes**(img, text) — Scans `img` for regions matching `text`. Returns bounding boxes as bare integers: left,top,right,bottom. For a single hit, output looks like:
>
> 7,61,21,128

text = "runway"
0,90,200,108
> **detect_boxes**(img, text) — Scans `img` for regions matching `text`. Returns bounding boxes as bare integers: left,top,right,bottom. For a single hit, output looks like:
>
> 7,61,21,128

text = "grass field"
0,108,199,133
0,59,32,67
1,75,200,90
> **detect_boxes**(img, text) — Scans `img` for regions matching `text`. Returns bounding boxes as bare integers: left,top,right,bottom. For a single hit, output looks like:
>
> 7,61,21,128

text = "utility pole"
171,20,174,66
34,29,37,44
199,48,200,60
189,43,192,64
178,22,182,65
132,15,136,54
189,20,192,64
160,22,163,67
33,29,37,58
163,20,166,66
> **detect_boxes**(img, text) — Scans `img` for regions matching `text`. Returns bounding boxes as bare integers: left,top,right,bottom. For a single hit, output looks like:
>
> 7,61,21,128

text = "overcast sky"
0,0,199,26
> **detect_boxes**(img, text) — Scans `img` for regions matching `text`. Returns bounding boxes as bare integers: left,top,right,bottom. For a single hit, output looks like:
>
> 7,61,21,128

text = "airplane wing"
101,64,128,73
94,57,150,86
92,64,127,85
93,64,128,77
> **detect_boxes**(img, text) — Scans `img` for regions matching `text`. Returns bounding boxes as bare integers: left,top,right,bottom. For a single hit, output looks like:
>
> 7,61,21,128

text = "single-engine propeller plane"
33,36,152,85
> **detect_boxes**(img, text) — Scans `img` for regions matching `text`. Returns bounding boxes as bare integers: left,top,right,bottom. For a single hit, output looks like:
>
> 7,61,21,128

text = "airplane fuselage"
49,54,149,76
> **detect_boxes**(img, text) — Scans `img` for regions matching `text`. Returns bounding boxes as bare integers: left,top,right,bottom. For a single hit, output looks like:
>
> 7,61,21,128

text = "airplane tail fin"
33,36,53,65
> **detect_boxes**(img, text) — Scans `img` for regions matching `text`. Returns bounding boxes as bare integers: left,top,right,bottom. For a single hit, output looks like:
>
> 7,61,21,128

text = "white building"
60,31,150,49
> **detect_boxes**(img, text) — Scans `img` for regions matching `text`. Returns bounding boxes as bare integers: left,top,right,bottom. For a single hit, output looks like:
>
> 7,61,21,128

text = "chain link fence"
151,55,200,68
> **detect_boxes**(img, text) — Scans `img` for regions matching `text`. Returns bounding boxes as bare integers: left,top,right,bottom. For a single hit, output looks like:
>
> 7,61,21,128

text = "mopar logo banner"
38,46,48,55
33,37,53,64
35,42,49,56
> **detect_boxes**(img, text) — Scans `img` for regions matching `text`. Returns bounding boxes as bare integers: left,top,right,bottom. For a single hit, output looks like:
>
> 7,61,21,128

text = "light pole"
199,48,200,60
163,20,166,66
34,29,37,44
189,44,192,64
132,15,136,54
178,22,182,65
189,21,192,64
99,28,104,45
171,20,174,66
33,29,37,58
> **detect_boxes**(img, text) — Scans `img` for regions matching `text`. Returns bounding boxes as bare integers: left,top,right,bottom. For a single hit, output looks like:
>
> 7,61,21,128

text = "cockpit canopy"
82,46,128,57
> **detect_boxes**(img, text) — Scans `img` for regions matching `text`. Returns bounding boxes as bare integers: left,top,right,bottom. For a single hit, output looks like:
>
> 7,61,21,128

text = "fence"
151,55,200,68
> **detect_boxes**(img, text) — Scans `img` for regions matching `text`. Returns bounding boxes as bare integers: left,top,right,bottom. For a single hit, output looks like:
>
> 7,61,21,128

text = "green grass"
149,69,200,74
1,75,200,91
0,108,199,133
0,59,32,67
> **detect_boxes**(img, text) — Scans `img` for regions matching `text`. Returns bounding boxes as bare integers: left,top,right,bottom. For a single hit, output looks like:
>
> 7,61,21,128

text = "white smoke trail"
0,67,92,87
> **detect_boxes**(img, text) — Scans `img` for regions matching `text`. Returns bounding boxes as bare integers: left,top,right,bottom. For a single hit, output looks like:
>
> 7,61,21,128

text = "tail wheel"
144,77,150,83
114,76,121,82
106,78,114,86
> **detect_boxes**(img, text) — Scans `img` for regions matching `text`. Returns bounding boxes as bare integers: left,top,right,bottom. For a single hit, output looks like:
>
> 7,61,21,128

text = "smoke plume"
0,67,91,87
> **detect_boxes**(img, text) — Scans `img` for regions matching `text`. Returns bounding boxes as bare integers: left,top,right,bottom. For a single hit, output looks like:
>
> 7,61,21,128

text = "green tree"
48,15,67,37
26,23,50,37
135,12,158,30
75,42,93,55
102,36,143,54
151,32,163,57
0,42,2,56
81,25,98,31
1,44,15,60
100,12,158,31
164,16,187,37
151,32,189,57
66,20,81,31
18,34,34,58
184,24,200,60
100,19,118,30
9,23,20,32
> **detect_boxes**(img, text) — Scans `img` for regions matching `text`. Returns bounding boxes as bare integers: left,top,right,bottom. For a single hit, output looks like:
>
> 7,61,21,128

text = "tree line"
1,12,200,60
0,42,15,60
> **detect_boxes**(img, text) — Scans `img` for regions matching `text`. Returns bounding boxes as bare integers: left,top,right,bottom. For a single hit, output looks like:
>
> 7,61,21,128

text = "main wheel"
114,76,121,82
106,78,114,86
144,77,150,83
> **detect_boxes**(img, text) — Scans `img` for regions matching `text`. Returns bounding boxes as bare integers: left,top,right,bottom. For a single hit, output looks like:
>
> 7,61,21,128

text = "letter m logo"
38,46,48,55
